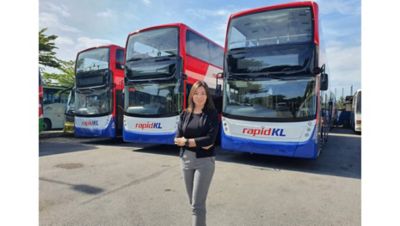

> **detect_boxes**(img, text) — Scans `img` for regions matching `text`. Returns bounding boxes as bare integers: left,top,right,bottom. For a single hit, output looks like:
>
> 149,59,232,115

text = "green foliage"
39,28,61,69
336,96,345,110
42,60,75,88
39,28,75,89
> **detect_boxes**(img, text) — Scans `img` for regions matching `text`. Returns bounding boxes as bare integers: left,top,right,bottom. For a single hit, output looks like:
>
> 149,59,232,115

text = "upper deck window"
76,48,110,72
228,7,313,50
126,27,178,61
186,30,223,68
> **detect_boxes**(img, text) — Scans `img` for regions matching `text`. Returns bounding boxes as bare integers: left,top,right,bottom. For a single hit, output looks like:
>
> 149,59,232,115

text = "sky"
39,0,361,98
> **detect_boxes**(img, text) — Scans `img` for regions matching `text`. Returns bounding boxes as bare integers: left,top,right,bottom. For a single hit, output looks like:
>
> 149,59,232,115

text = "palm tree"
42,60,75,89
39,28,61,69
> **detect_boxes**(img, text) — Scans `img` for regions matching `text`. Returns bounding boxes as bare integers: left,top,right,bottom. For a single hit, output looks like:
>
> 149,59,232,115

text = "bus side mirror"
320,73,328,91
313,64,325,75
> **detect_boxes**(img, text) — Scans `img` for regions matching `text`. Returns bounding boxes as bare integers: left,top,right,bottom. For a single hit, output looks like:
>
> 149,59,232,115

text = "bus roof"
128,23,185,36
127,23,223,49
77,44,124,56
230,1,317,19
227,1,319,45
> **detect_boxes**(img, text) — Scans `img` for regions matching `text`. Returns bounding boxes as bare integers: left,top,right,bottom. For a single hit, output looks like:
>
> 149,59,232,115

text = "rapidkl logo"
136,122,163,130
82,120,99,126
242,128,286,137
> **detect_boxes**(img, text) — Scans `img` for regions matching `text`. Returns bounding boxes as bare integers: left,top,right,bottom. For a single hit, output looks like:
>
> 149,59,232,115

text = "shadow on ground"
133,127,361,180
39,141,99,157
39,177,104,195
39,136,146,156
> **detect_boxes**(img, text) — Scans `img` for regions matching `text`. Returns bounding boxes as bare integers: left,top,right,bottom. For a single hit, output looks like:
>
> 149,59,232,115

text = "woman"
174,80,219,226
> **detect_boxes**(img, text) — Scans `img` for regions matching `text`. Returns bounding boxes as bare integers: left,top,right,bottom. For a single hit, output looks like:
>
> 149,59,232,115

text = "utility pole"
335,88,337,99
350,85,353,96
342,88,344,99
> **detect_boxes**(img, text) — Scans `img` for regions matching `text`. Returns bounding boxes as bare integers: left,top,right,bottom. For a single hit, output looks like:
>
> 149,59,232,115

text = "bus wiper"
155,57,171,62
228,47,247,52
262,74,284,79
263,73,314,81
230,72,285,78
76,88,95,94
229,72,295,80
126,57,143,62
260,65,298,72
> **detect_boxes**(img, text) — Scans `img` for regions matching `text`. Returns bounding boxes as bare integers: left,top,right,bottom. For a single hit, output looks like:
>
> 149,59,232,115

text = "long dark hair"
186,81,215,113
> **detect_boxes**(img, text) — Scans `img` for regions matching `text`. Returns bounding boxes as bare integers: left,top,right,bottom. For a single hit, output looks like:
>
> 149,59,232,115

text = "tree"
42,60,75,88
39,28,61,69
336,96,345,110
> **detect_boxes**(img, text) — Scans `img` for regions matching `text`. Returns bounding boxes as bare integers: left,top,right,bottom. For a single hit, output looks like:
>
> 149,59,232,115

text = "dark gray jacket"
176,109,219,158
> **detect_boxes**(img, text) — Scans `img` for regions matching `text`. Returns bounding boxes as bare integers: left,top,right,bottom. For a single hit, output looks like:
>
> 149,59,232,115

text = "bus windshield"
226,7,313,74
126,27,178,61
125,81,181,116
75,87,111,116
76,48,109,72
227,7,313,50
125,27,179,80
76,48,110,88
223,76,316,120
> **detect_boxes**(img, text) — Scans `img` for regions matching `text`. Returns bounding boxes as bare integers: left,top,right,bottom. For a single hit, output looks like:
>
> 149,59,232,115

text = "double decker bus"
221,1,330,159
350,89,361,133
123,23,223,144
74,45,125,138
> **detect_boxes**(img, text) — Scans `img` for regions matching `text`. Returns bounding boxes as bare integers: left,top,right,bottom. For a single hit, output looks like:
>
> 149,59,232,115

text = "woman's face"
193,86,207,109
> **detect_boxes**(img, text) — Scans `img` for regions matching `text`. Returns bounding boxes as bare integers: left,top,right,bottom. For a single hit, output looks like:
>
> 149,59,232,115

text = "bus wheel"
44,119,52,131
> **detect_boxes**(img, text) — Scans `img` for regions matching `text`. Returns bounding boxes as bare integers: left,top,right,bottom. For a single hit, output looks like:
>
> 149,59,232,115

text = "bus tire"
44,118,52,131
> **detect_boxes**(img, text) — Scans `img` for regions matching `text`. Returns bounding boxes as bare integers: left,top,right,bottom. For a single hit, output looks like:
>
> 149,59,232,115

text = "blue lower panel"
75,118,115,138
123,130,176,145
221,129,318,159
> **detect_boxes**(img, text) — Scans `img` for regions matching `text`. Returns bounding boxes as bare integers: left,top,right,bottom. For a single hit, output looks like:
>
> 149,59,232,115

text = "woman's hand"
201,144,213,150
174,137,187,147
175,138,203,148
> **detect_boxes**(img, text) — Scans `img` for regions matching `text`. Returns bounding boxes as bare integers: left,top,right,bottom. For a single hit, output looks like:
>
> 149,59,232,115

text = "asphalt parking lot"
39,128,361,226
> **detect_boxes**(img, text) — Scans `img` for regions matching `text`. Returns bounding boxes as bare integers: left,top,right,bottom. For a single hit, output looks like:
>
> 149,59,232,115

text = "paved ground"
39,127,361,226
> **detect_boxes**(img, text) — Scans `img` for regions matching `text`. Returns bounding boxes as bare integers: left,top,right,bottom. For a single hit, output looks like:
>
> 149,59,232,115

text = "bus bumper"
221,128,318,159
123,130,176,145
74,117,116,138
